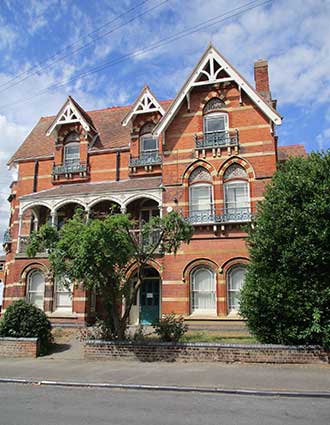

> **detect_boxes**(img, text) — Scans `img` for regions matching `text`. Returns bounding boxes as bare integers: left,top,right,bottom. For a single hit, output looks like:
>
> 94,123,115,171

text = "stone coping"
0,337,38,342
85,339,325,350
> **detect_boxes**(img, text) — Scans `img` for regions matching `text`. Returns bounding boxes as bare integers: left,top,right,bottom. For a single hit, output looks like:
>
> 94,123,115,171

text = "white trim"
122,86,165,127
46,97,91,136
153,45,282,137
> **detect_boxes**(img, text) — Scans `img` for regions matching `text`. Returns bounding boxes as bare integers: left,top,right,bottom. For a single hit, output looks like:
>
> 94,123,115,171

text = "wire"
0,0,271,110
0,0,156,93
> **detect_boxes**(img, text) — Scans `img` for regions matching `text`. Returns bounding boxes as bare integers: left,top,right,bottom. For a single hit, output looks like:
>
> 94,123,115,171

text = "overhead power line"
0,0,271,111
0,0,158,93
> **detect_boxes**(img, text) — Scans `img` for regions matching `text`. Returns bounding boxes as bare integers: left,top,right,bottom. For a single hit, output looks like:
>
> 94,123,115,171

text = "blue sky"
0,0,329,241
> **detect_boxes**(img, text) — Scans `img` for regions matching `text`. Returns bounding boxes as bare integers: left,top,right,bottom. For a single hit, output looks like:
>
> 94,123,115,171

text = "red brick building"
1,45,306,326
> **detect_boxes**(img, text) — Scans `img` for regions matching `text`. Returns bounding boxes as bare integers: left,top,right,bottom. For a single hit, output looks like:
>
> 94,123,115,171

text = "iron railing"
186,207,252,224
130,229,162,251
195,130,239,150
52,163,88,176
129,152,162,167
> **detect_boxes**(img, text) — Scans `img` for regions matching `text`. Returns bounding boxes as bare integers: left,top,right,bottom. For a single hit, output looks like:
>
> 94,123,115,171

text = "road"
0,383,329,425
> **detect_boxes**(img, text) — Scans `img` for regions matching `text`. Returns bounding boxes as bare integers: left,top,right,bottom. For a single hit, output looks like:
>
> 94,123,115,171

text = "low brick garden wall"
0,337,39,358
84,340,329,364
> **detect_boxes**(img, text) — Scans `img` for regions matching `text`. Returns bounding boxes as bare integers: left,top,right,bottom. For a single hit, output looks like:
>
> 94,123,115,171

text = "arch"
182,159,217,185
218,156,255,180
123,193,162,209
224,163,248,181
199,91,227,111
203,97,226,115
87,196,123,210
219,256,249,274
64,131,80,143
53,198,87,212
125,259,163,280
182,258,219,282
21,201,52,215
139,121,155,136
189,166,212,184
20,262,50,283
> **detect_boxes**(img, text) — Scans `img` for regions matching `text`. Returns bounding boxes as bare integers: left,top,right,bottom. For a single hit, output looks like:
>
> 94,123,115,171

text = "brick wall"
84,340,329,364
0,337,39,358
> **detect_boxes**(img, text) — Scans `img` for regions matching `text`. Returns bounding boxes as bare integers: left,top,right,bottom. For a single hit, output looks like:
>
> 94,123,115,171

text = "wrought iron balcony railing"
186,207,252,225
52,162,88,176
129,152,162,168
130,228,162,251
195,130,239,150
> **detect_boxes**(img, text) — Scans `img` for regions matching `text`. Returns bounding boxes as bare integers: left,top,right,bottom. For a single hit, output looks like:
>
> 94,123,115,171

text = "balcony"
186,207,252,225
130,228,162,252
194,130,239,156
129,152,162,171
52,162,89,181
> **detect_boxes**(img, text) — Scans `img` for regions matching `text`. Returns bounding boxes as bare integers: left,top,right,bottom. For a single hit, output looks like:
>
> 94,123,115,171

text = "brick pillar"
254,59,271,102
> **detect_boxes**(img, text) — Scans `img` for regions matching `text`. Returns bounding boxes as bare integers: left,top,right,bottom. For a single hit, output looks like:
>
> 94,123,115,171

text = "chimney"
254,59,271,102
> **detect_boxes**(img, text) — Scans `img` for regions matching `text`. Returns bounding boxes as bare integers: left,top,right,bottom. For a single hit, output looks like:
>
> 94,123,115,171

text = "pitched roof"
153,44,282,137
8,100,172,164
20,177,162,200
278,145,307,162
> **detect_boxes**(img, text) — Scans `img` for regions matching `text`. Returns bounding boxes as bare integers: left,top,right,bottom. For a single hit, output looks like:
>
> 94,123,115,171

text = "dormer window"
63,132,80,166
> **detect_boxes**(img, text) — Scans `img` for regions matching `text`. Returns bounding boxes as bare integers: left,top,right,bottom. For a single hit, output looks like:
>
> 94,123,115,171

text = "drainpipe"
116,151,120,181
32,160,39,192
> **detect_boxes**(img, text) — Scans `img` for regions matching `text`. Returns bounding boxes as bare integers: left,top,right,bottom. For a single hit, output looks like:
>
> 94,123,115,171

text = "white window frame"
27,270,45,310
189,183,214,216
191,267,216,314
203,112,228,135
140,134,158,155
64,142,80,165
224,180,250,219
55,276,73,312
227,266,246,313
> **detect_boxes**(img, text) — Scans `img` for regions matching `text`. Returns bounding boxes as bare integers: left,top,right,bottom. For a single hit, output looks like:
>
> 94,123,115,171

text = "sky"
0,0,329,248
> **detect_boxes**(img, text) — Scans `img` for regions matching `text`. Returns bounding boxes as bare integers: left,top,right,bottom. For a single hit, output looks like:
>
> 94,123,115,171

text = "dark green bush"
240,152,330,348
0,300,52,354
153,313,188,342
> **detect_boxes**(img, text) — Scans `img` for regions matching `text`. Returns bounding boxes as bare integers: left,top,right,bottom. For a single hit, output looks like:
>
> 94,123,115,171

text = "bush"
240,152,330,348
0,300,52,354
153,313,188,342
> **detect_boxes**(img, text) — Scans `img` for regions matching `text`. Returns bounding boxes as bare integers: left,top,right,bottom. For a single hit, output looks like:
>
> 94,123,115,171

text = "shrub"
240,152,330,348
153,313,188,342
0,300,52,354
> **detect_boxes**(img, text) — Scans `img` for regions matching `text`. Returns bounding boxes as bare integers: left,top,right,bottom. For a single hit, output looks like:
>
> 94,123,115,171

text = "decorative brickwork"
84,340,329,364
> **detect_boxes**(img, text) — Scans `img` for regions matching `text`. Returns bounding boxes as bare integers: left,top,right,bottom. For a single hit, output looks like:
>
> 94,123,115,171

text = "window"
27,270,45,310
55,276,72,311
223,164,250,221
191,268,216,313
228,266,246,312
64,143,80,165
188,166,213,222
140,135,158,159
204,113,228,134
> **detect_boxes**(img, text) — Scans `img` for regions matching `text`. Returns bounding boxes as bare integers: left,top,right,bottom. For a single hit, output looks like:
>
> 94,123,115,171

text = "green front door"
140,273,160,325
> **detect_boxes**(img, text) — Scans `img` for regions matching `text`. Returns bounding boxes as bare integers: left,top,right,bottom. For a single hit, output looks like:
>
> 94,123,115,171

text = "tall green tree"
240,152,330,347
27,211,193,339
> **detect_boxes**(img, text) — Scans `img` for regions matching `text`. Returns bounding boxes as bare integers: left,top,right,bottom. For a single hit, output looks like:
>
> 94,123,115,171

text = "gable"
122,86,165,127
153,44,282,137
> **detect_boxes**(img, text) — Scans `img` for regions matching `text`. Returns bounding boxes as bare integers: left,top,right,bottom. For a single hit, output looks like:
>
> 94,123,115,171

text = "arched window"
55,276,72,311
203,98,228,145
227,266,246,313
191,267,216,314
223,164,250,221
189,167,213,222
27,269,45,310
63,132,80,165
140,123,158,160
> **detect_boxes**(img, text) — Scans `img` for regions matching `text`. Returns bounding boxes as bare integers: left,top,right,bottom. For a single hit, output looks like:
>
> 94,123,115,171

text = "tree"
27,210,193,339
240,151,330,348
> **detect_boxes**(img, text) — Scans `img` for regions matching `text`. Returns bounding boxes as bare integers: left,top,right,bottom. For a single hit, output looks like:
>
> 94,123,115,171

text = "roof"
278,145,307,162
9,100,172,164
20,177,163,200
154,44,282,136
